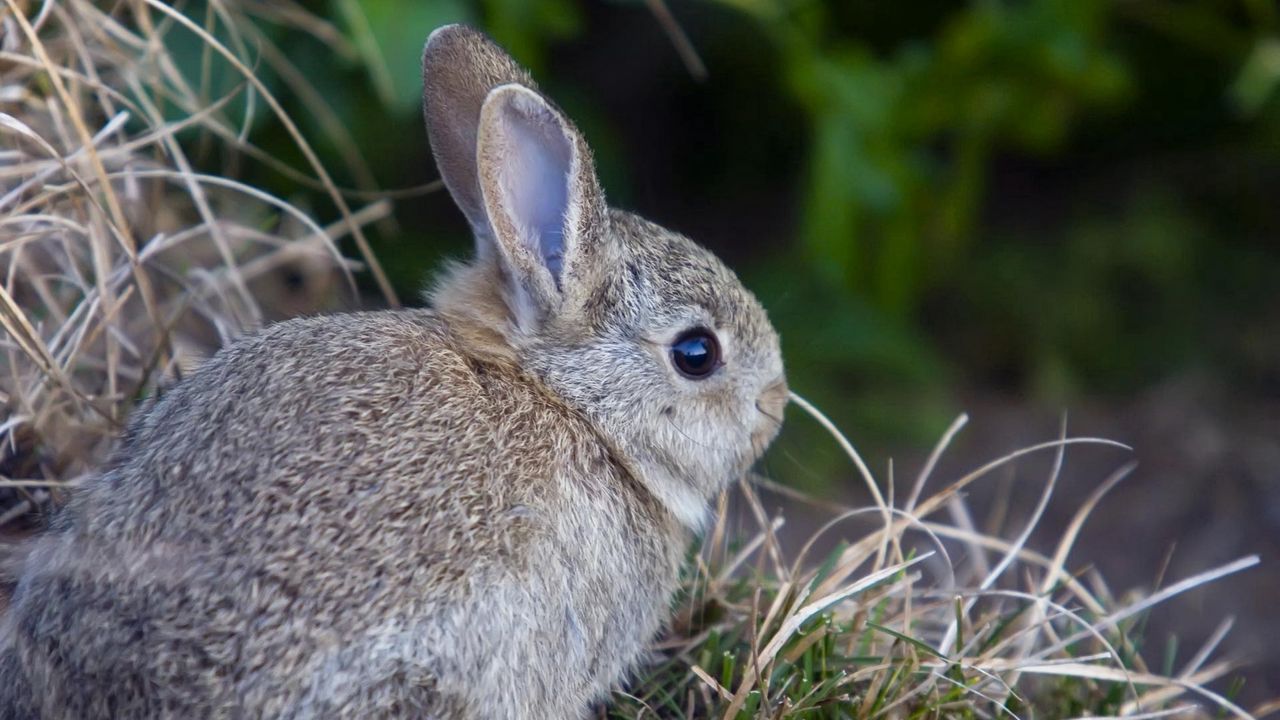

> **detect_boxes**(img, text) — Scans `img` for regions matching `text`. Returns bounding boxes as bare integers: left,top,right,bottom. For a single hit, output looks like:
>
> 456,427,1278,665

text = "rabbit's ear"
422,25,536,256
474,84,606,330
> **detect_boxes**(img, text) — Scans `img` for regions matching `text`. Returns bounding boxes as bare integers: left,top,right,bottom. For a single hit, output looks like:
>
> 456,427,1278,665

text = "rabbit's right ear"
422,25,536,257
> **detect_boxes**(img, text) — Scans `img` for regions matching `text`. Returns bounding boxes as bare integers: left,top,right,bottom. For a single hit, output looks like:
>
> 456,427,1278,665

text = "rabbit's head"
423,26,786,528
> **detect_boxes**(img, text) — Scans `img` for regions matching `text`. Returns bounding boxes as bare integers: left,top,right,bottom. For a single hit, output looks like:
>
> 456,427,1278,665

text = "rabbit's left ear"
475,83,608,331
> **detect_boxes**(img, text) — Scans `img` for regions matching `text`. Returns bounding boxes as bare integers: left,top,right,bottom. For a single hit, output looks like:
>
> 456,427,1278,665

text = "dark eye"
670,328,721,379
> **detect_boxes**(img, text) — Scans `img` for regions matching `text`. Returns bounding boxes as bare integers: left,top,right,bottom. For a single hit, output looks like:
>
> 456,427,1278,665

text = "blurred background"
32,0,1280,705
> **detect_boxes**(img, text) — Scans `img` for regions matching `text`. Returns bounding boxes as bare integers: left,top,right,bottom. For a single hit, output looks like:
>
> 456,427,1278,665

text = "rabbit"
0,24,787,720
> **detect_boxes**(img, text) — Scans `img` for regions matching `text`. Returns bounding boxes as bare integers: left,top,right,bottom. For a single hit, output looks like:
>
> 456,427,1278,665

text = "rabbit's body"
0,25,786,718
1,307,684,718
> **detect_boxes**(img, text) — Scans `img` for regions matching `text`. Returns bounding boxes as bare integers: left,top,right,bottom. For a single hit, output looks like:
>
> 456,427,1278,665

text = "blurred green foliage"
775,0,1130,317
166,0,1280,470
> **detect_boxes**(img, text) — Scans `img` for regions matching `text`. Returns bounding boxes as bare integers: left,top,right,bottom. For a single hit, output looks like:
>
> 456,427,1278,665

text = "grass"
607,404,1267,718
0,3,1271,719
0,0,395,517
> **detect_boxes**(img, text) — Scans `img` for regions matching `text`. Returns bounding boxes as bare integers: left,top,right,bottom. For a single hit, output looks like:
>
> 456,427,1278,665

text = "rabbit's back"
0,310,684,718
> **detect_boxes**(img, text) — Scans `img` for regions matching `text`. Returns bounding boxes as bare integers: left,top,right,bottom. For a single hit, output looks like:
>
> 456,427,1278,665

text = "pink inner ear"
496,92,572,285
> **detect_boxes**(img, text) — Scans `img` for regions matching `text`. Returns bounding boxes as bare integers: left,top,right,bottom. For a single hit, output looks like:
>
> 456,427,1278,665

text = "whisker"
662,412,742,455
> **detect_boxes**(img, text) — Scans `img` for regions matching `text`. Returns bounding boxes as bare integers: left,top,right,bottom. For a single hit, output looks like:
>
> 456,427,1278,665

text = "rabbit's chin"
644,436,782,532
644,466,717,531
749,417,784,468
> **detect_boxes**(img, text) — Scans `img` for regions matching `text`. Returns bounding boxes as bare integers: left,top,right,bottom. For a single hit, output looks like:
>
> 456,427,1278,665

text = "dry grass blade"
1033,555,1259,662
905,412,968,513
137,0,399,307
0,0,387,525
644,0,708,81
938,415,1071,656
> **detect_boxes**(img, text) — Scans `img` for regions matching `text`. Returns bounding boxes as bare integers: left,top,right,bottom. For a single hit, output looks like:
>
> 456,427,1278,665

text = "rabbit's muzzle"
751,376,789,457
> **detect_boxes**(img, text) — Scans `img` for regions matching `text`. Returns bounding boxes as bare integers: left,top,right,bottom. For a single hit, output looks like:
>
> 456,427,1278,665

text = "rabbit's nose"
755,377,789,426
750,377,788,459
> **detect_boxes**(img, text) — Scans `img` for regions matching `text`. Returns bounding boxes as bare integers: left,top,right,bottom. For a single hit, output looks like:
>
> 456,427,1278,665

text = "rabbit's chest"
481,464,684,696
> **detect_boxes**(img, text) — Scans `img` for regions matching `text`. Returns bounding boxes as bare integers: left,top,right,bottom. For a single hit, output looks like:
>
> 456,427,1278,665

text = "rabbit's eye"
671,328,721,379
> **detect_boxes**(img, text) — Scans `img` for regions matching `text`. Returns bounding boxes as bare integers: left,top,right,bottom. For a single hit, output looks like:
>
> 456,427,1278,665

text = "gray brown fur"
0,25,786,719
